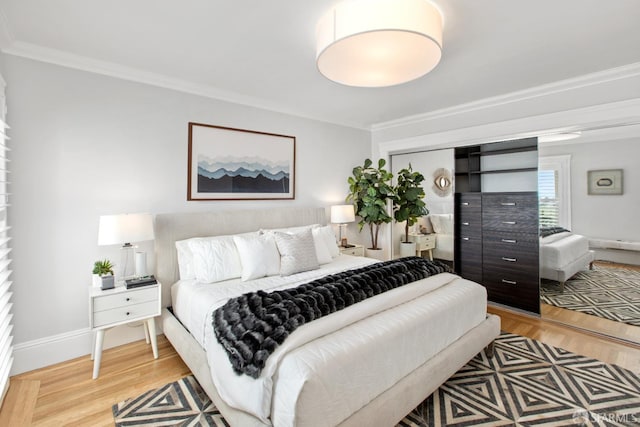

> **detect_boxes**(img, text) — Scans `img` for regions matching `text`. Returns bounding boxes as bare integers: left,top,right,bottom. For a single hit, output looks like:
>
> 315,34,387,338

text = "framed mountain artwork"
187,122,295,200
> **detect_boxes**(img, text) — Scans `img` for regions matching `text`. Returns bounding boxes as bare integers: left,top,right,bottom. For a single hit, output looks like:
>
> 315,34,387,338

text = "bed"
540,227,595,290
156,207,500,427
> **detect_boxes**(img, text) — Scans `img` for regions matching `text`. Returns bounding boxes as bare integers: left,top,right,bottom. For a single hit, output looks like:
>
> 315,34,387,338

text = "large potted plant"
346,158,394,259
393,164,429,257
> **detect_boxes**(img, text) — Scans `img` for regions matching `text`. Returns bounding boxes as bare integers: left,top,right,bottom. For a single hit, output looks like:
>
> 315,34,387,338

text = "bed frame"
155,207,500,426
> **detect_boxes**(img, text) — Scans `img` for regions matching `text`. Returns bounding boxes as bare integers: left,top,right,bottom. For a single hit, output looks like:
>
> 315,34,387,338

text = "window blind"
538,169,560,228
0,75,13,406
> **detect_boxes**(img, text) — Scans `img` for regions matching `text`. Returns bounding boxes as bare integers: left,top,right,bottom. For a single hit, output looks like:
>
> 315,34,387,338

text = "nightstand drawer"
93,300,159,328
340,246,364,256
93,286,158,312
408,234,436,250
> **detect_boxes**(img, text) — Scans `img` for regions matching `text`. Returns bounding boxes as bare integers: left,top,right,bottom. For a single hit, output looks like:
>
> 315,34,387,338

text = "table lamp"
330,204,355,247
98,213,155,279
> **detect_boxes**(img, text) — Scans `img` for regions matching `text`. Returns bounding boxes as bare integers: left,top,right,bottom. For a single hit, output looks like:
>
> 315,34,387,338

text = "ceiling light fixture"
538,131,582,143
316,0,444,87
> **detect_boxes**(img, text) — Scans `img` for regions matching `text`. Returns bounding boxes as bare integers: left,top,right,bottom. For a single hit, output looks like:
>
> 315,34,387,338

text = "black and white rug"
541,264,640,326
113,333,640,426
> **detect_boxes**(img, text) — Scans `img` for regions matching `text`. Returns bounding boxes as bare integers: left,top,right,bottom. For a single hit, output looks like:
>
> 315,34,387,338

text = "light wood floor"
2,307,640,426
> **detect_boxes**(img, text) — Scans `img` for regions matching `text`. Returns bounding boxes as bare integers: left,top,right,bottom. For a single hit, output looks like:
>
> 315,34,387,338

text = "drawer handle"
502,221,516,225
462,237,470,241
501,239,517,243
126,298,130,302
502,279,517,285
462,202,469,206
500,202,516,206
462,222,470,226
126,312,130,316
502,257,517,262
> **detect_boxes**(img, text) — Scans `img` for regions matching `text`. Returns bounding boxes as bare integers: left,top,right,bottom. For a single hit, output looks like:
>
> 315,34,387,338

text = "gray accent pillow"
273,229,320,276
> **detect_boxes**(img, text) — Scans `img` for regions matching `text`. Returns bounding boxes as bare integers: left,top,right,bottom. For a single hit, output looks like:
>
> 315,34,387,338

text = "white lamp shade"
331,205,356,224
316,0,443,87
98,213,155,246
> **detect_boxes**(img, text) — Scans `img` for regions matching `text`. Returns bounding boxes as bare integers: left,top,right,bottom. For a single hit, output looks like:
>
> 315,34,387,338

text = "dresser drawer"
457,237,482,282
92,300,160,328
93,286,158,312
482,249,538,275
457,193,482,209
482,193,538,233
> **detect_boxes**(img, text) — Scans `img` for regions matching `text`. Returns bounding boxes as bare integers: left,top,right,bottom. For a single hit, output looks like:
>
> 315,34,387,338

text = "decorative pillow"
313,225,340,259
188,235,243,283
273,229,320,276
233,233,281,281
175,239,196,280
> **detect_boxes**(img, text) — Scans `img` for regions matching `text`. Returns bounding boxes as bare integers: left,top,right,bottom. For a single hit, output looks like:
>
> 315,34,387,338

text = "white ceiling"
0,0,639,129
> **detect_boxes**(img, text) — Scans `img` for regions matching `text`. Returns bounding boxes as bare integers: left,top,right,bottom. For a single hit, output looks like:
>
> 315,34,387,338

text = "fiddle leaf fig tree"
346,158,394,250
393,164,429,243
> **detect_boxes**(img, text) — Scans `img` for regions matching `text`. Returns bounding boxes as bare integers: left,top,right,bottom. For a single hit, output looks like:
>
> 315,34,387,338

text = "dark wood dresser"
481,192,539,313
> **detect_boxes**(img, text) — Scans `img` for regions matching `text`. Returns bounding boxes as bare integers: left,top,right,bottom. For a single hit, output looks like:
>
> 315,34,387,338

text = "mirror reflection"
389,125,640,344
538,126,640,344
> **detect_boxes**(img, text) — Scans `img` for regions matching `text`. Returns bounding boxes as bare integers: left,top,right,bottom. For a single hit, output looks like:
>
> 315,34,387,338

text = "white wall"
2,54,371,373
539,138,640,242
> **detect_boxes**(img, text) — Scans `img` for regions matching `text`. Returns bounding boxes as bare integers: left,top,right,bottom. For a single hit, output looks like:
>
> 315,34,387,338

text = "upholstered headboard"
154,207,327,306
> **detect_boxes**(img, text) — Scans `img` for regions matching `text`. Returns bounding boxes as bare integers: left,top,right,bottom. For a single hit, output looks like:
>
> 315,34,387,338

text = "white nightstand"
339,244,365,256
408,233,436,260
89,282,161,379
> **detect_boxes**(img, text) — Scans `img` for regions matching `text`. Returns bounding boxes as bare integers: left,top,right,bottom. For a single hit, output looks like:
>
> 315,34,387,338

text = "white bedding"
172,255,487,426
540,231,590,269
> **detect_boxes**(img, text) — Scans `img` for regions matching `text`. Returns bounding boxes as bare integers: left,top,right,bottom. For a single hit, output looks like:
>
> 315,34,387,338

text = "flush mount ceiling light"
316,0,443,87
538,131,582,143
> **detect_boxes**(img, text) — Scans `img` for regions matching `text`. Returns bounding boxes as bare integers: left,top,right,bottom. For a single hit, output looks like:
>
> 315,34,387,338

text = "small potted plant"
393,164,429,257
93,259,115,290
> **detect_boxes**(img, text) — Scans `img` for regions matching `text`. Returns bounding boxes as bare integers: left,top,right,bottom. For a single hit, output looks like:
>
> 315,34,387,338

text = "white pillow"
233,233,281,281
175,239,196,280
429,214,454,234
273,229,319,276
188,235,243,283
313,225,340,259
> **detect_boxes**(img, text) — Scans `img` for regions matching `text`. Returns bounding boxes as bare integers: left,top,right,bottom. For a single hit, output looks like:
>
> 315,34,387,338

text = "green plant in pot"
393,164,429,257
92,259,115,290
346,158,394,257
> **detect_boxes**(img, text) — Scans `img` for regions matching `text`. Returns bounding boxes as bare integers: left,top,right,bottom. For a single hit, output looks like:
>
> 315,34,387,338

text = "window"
538,155,571,230
0,75,12,406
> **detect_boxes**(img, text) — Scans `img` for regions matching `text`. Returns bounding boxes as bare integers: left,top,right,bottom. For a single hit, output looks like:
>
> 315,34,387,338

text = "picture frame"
187,122,295,201
587,169,623,195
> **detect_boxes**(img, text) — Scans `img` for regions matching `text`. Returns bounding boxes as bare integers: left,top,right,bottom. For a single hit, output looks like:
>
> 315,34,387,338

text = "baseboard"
11,321,162,376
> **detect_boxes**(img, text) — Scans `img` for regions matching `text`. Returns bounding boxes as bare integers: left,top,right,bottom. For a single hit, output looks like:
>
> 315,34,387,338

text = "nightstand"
408,233,436,260
89,282,161,379
339,244,365,256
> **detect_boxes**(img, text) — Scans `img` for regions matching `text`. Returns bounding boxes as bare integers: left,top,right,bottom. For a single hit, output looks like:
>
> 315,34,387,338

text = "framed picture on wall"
187,122,296,200
587,169,623,195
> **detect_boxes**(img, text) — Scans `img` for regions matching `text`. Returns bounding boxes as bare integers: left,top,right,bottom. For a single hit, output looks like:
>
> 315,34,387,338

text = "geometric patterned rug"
114,333,640,427
541,264,640,327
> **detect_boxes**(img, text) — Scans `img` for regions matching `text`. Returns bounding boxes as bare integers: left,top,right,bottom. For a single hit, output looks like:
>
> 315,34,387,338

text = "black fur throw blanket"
213,257,451,378
540,227,570,238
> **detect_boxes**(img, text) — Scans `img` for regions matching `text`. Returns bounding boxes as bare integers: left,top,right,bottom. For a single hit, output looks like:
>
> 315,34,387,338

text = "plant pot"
100,275,115,290
365,248,387,261
92,274,102,287
399,241,417,258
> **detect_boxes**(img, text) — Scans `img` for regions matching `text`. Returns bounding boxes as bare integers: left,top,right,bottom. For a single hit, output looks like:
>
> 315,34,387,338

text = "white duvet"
172,256,487,426
540,231,590,269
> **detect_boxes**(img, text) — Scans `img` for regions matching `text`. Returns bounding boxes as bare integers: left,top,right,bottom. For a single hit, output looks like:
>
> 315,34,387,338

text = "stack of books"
125,275,157,289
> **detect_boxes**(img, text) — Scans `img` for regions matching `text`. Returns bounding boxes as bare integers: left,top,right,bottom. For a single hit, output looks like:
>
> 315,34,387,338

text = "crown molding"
372,62,640,132
1,41,368,130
